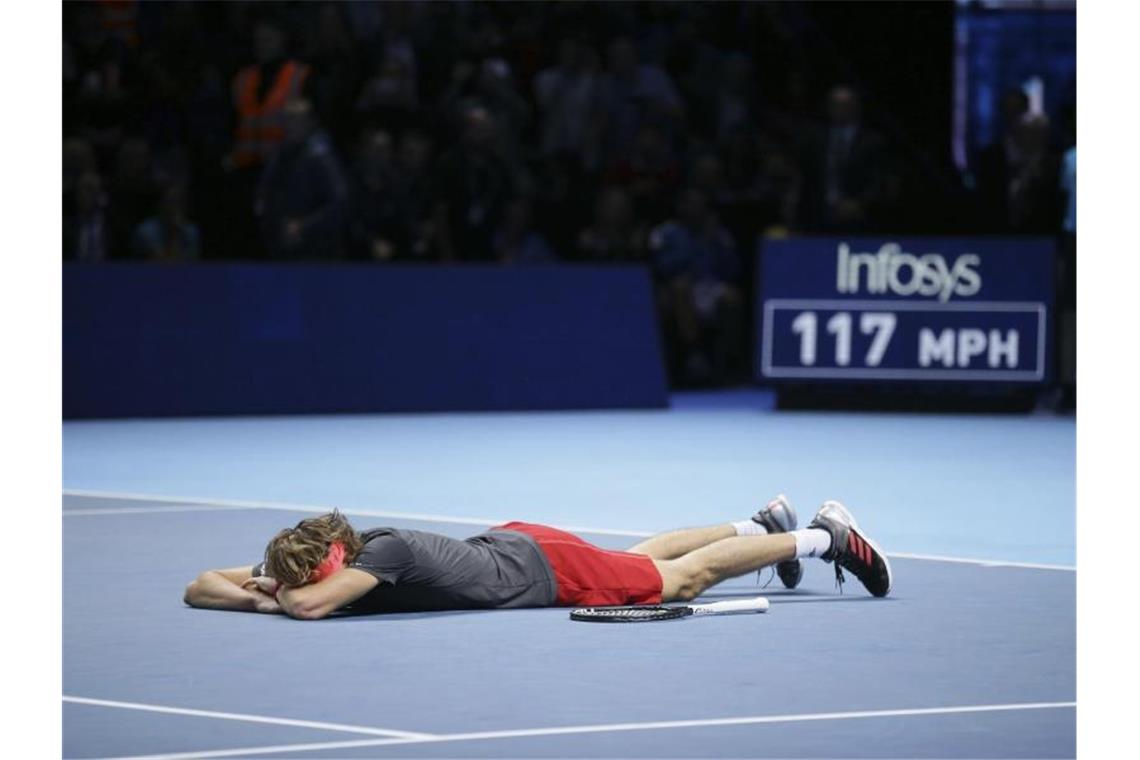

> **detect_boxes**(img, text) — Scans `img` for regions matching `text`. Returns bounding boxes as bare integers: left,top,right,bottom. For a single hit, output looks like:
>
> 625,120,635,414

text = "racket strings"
570,605,688,622
597,607,659,618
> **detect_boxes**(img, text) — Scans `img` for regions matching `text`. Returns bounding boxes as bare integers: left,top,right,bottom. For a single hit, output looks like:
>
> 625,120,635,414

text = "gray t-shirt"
256,527,557,613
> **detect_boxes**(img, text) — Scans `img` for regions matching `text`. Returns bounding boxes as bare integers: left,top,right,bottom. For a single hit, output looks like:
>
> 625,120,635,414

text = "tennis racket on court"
570,596,769,622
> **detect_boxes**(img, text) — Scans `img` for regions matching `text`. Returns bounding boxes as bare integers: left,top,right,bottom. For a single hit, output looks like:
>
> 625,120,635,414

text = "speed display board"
756,238,1054,384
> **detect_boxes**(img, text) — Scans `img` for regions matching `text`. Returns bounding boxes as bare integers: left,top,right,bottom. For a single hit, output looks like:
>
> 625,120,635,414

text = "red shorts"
496,522,663,606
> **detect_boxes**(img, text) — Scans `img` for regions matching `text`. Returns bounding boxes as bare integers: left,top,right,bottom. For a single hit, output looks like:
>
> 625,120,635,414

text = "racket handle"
690,597,770,616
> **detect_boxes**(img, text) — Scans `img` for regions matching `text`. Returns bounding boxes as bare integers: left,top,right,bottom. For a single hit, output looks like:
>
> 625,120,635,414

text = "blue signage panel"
756,238,1054,383
64,264,669,417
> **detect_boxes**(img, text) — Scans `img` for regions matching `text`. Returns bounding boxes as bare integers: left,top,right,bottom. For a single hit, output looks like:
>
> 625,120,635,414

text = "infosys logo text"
835,242,981,302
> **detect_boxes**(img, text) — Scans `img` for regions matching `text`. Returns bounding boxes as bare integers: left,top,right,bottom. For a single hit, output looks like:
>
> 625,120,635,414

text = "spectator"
475,58,531,160
576,187,648,263
606,122,681,223
719,127,761,198
437,59,480,125
528,155,589,258
146,1,205,96
752,137,803,236
799,85,889,232
396,130,438,259
439,57,531,169
355,54,421,134
503,9,548,107
255,98,349,260
460,16,512,79
649,188,743,385
63,2,138,162
371,4,420,90
711,53,758,142
131,185,201,262
598,36,684,165
134,4,198,193
533,37,603,168
64,138,99,217
222,15,311,260
1006,113,1060,233
689,152,733,207
666,11,726,135
227,17,310,171
494,197,558,265
64,173,111,262
303,3,363,148
98,0,140,48
683,51,757,144
431,106,516,261
347,130,409,261
185,62,236,259
108,137,160,258
354,1,422,134
688,148,763,258
341,0,384,45
976,88,1030,231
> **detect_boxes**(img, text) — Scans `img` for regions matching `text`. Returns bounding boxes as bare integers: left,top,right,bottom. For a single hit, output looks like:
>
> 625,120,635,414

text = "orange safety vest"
231,60,310,169
98,0,138,47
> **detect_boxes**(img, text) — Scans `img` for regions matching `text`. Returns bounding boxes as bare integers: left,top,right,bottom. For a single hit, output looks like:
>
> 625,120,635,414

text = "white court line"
888,551,1075,572
62,505,257,517
94,700,1077,760
62,488,1076,571
62,696,433,740
61,489,650,538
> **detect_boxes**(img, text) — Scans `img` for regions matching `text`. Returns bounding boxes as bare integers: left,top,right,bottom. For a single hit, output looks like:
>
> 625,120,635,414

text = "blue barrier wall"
64,264,668,418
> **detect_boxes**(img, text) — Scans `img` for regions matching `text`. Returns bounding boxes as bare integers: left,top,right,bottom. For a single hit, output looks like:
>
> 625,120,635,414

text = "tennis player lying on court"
183,496,891,619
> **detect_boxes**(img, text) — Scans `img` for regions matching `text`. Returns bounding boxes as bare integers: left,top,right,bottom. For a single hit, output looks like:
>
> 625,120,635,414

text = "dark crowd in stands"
63,1,1076,387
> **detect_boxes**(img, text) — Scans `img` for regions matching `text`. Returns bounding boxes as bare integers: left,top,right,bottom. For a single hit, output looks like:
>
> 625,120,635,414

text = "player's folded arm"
276,567,379,620
203,566,257,585
183,566,258,608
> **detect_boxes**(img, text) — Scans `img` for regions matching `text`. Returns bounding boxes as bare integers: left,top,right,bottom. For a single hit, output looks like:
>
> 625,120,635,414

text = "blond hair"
263,510,364,587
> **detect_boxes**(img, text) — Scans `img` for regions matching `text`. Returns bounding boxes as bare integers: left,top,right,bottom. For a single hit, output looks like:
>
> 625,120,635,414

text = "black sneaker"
807,501,892,597
752,494,803,589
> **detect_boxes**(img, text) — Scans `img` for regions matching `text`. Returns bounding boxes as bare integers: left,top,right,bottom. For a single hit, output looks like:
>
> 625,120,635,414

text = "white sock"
791,528,833,559
732,519,769,537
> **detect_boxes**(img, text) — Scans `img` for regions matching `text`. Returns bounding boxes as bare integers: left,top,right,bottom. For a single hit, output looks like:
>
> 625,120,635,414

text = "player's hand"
251,589,282,614
242,575,280,597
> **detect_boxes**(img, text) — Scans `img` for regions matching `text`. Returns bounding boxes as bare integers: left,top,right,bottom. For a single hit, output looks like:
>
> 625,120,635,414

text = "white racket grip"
690,597,770,615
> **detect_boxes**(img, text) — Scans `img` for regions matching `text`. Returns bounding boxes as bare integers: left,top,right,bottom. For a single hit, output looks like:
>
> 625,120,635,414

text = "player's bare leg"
628,495,805,590
627,524,735,560
654,534,797,601
653,500,895,602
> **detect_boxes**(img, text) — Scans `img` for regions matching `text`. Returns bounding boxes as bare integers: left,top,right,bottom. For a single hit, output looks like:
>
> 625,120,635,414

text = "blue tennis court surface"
63,393,1075,758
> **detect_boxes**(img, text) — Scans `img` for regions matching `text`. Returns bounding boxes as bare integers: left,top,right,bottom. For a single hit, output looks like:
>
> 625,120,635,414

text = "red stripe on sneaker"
850,533,870,566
